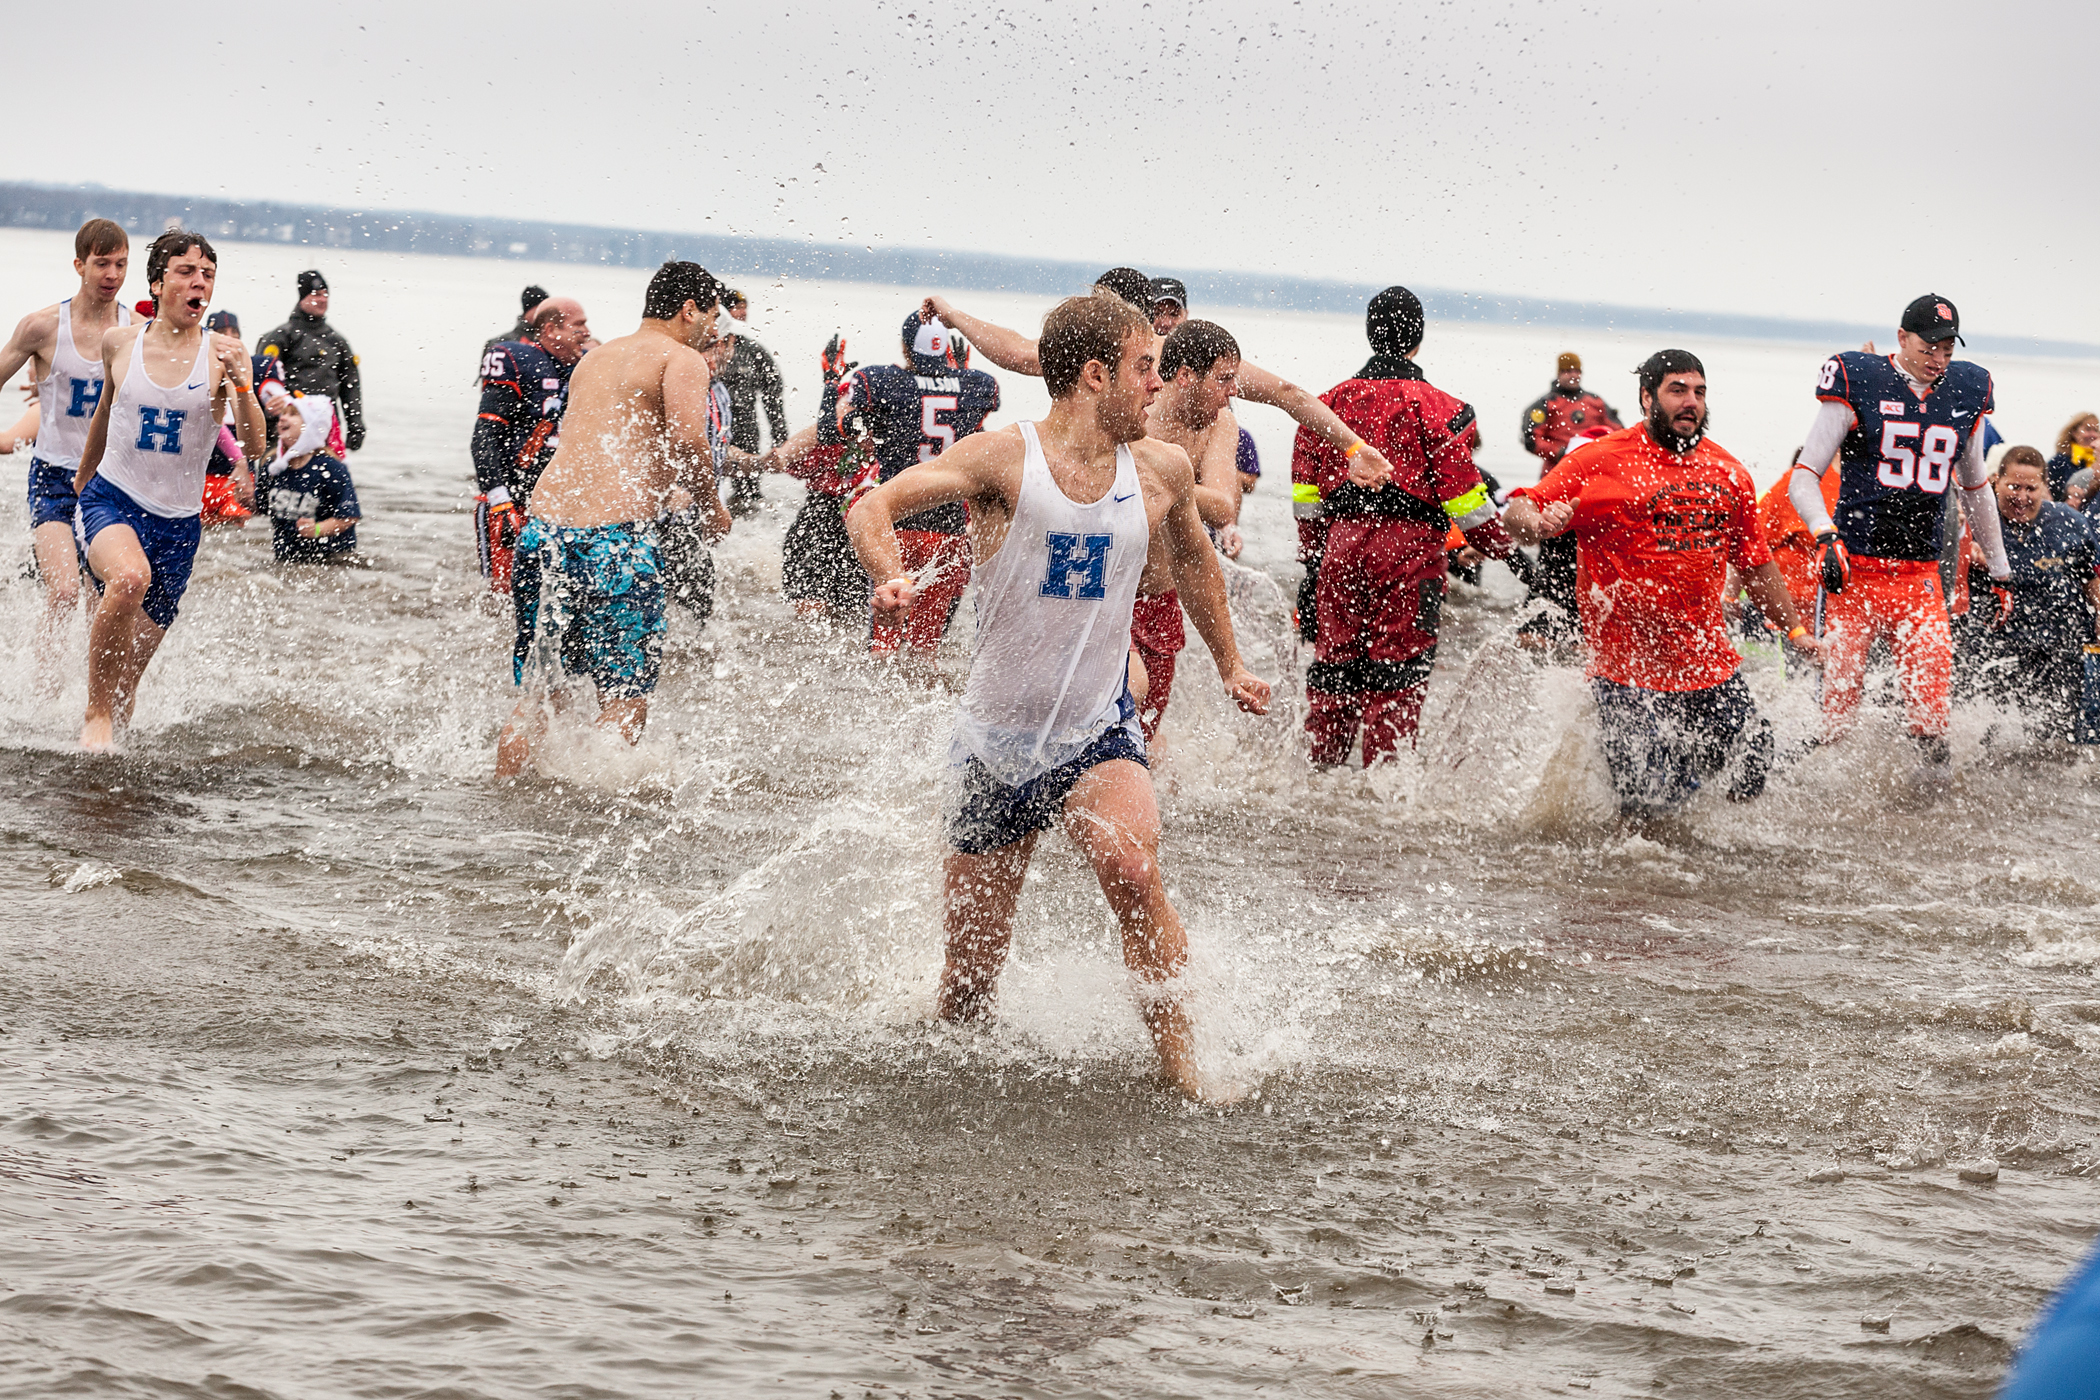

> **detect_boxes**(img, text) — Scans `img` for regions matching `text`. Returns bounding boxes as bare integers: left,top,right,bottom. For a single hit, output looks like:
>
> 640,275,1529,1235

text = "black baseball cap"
1900,293,1963,345
1149,277,1188,310
205,310,239,334
297,269,329,296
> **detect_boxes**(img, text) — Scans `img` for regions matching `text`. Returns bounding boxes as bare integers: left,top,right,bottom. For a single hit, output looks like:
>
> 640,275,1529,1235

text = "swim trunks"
944,701,1147,855
28,459,79,529
512,518,666,699
73,474,203,630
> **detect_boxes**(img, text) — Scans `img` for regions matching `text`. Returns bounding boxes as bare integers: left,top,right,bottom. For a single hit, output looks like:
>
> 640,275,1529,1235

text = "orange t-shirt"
1513,425,1770,691
1755,470,1840,612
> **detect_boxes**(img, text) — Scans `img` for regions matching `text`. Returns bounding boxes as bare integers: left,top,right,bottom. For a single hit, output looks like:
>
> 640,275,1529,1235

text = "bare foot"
80,713,116,752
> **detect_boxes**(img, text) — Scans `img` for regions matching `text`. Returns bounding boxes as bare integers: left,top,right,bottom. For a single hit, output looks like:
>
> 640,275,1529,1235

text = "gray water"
4,232,2099,1398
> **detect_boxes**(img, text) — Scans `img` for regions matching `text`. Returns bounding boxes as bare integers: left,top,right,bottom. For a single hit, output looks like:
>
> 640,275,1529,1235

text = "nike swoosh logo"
185,381,205,390
1113,492,1136,502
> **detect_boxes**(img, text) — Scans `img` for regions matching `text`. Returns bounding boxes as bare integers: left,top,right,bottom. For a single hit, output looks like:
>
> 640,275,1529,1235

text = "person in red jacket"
1520,352,1622,464
1292,286,1517,766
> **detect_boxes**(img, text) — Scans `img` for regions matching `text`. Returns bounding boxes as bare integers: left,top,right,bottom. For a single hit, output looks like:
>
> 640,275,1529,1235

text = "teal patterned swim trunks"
513,518,667,699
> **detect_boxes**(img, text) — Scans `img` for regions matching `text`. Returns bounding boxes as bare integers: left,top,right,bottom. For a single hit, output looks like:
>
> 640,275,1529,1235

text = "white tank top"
95,325,216,518
32,297,131,469
952,420,1150,786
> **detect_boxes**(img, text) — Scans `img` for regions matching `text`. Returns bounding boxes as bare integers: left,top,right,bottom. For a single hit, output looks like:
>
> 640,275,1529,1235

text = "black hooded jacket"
257,307,366,451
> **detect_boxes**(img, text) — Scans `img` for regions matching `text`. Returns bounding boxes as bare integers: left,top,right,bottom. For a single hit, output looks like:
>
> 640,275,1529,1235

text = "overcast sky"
14,1,2095,342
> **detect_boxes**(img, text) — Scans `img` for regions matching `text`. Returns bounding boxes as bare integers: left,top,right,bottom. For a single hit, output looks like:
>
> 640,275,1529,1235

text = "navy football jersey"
471,339,573,505
1817,351,1993,561
839,362,1000,533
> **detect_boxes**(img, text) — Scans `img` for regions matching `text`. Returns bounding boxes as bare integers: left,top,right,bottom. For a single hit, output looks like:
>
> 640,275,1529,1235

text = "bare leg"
938,834,1038,1022
598,695,649,744
1059,759,1202,1099
81,525,164,751
31,521,83,700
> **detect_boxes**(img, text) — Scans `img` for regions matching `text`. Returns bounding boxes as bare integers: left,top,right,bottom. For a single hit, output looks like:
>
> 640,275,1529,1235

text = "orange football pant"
1817,556,1951,741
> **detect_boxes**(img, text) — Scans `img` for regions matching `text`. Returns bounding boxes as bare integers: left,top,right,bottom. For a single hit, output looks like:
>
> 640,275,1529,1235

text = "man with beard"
844,291,1269,1101
1291,287,1519,766
1507,350,1815,821
1786,295,2012,761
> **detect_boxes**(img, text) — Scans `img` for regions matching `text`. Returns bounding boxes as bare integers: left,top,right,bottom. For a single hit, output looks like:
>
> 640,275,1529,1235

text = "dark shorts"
945,718,1147,855
74,475,202,631
655,505,717,624
782,493,870,617
513,518,667,699
1592,673,1771,818
28,460,79,529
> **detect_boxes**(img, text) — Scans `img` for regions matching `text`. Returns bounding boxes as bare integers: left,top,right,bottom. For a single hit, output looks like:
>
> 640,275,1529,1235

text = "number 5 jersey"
1817,350,1993,561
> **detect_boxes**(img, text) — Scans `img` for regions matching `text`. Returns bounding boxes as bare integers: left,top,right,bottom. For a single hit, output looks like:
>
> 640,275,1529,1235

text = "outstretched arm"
1160,457,1270,715
847,429,1010,620
1235,358,1394,488
921,296,1041,376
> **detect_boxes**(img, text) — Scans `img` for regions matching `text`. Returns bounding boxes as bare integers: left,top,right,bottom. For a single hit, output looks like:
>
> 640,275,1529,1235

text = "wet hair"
2057,412,2098,456
1160,319,1240,382
1367,285,1425,359
146,228,216,287
641,260,722,321
1040,290,1152,398
1637,348,1705,397
1998,445,2047,476
1092,267,1152,312
75,218,127,260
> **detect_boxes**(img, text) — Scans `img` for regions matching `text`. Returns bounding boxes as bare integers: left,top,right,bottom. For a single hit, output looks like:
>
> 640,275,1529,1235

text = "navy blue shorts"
74,475,202,631
945,722,1148,855
27,460,79,529
1592,673,1771,819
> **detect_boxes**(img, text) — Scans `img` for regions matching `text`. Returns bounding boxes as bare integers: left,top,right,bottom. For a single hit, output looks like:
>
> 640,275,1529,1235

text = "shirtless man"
846,291,1271,1100
1128,318,1246,738
0,219,133,695
73,230,266,750
925,281,1401,489
494,261,729,778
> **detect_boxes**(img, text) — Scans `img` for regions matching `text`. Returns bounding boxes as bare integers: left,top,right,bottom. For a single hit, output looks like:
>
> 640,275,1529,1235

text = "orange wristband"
1343,440,1365,460
1788,625,1808,641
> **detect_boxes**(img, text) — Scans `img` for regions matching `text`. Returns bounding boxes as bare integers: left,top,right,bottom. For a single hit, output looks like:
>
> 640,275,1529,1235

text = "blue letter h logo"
1040,531,1113,600
135,406,186,454
65,377,101,418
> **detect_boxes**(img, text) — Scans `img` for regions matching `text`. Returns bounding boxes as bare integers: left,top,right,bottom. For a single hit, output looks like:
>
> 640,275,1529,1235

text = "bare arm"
1502,495,1573,546
1157,451,1269,715
922,296,1040,376
1742,561,1814,651
1192,407,1243,528
847,428,1013,619
0,306,55,390
73,329,125,492
0,403,37,453
214,333,268,464
1235,358,1395,488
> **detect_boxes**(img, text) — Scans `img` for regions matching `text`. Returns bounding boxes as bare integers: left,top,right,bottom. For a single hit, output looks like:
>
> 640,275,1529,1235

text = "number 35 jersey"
839,363,999,534
1817,350,1993,562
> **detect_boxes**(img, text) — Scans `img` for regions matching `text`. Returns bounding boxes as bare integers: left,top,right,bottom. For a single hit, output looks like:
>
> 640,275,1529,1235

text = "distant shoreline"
5,180,2094,360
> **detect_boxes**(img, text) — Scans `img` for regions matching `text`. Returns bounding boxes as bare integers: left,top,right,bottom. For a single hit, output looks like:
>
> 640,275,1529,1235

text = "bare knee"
100,568,150,607
1098,839,1159,898
44,574,81,610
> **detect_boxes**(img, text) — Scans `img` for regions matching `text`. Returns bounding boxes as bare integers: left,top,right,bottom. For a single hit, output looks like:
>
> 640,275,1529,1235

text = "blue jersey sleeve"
328,459,361,521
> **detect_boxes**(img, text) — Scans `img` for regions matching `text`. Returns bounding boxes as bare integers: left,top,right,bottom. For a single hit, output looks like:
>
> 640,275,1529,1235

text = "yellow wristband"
1343,440,1365,460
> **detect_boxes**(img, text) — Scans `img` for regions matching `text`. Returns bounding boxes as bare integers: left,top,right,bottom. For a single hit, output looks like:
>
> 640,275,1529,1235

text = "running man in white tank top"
847,291,1271,1101
72,230,267,751
0,219,133,696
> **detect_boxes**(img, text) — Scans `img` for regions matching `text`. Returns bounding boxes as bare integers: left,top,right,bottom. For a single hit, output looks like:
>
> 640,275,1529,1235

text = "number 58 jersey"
1817,350,1993,562
838,363,1000,534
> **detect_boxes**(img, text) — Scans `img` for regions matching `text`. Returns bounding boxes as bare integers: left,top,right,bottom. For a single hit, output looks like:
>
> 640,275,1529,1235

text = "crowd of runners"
10,219,2100,1092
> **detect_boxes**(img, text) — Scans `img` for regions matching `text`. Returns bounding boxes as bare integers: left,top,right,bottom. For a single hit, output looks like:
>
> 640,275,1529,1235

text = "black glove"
1816,532,1849,594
